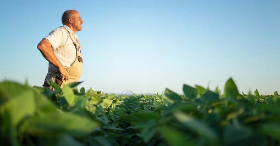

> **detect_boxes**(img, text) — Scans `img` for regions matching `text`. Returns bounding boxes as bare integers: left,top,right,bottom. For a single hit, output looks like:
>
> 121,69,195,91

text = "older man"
37,10,84,87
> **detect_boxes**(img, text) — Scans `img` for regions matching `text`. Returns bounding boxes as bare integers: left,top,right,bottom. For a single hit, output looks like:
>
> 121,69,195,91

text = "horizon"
1,77,275,96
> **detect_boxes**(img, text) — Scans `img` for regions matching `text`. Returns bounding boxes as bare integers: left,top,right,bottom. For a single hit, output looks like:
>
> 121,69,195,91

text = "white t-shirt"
46,25,80,68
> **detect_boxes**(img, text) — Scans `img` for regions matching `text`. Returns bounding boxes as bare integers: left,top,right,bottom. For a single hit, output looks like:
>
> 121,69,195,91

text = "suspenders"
63,26,83,63
63,26,81,52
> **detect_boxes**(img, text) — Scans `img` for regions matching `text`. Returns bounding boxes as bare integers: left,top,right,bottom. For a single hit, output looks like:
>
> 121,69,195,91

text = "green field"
1,78,280,146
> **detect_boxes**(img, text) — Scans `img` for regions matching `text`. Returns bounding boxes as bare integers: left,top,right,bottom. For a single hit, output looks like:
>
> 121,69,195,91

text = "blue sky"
1,0,279,94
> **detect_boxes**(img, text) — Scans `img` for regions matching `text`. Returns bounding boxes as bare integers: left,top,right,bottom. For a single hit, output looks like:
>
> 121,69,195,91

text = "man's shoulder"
46,26,69,47
50,26,66,33
47,26,68,37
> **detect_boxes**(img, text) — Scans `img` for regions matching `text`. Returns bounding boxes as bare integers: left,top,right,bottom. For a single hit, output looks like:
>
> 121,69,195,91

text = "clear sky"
1,0,279,95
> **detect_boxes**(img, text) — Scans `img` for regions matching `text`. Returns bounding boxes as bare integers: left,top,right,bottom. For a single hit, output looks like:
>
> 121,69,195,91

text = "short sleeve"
45,28,67,49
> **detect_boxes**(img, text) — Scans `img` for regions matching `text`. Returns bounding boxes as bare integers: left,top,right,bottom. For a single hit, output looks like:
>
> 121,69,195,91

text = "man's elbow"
37,39,48,51
37,43,43,51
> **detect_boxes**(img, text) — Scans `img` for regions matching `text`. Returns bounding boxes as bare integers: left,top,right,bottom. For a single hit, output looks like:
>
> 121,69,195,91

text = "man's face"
70,11,83,32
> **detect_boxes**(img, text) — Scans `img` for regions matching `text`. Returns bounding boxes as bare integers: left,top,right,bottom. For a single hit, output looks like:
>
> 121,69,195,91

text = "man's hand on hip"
59,67,69,81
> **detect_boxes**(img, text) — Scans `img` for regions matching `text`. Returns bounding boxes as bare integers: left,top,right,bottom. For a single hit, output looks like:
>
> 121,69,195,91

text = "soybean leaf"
19,112,99,137
254,89,260,98
101,99,113,108
164,88,181,102
195,85,207,96
34,93,58,115
56,136,84,146
0,85,36,146
67,81,83,88
274,91,279,96
0,90,35,127
92,136,113,146
140,122,156,143
245,94,256,105
214,87,220,95
258,104,280,114
86,88,99,99
50,81,62,92
173,111,219,146
183,84,197,100
224,125,267,146
89,96,102,105
259,123,280,140
157,126,195,146
223,124,252,144
80,87,86,94
120,112,160,124
239,134,267,146
198,91,219,104
73,95,86,110
102,127,125,131
223,78,239,98
161,102,198,117
226,108,244,121
0,81,30,103
62,85,75,106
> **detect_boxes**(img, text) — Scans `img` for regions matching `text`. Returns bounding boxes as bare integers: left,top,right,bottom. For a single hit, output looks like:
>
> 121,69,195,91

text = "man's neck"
65,24,77,34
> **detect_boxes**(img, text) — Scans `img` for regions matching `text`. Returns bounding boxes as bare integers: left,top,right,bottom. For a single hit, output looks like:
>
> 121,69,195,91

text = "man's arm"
37,38,69,81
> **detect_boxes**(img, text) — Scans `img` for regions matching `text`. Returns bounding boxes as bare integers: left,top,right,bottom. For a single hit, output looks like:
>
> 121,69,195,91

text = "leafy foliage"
1,78,280,146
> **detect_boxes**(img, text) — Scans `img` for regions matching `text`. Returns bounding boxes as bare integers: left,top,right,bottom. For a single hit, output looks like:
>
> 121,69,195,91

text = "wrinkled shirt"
46,25,80,68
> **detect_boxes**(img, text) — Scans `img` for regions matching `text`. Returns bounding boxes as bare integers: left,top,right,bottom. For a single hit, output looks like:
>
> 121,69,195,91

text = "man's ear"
68,17,73,23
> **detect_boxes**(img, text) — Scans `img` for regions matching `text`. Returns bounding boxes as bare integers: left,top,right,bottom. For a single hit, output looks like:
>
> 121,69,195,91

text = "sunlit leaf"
88,96,102,105
274,91,279,96
226,108,244,121
62,85,75,106
86,88,99,99
254,89,260,98
195,85,207,96
214,87,220,95
50,81,62,91
101,99,113,108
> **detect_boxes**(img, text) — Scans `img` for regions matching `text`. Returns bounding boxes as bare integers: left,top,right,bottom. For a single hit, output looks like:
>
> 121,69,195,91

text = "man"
37,10,84,87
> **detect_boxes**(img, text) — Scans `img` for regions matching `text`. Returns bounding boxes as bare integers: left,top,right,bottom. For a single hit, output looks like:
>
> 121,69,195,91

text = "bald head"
62,10,78,25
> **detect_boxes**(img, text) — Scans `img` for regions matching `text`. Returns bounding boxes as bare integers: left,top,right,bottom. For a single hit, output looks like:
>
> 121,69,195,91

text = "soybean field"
1,78,280,146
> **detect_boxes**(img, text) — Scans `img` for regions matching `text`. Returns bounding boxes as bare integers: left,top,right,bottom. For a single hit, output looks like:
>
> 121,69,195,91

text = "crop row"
0,78,280,146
